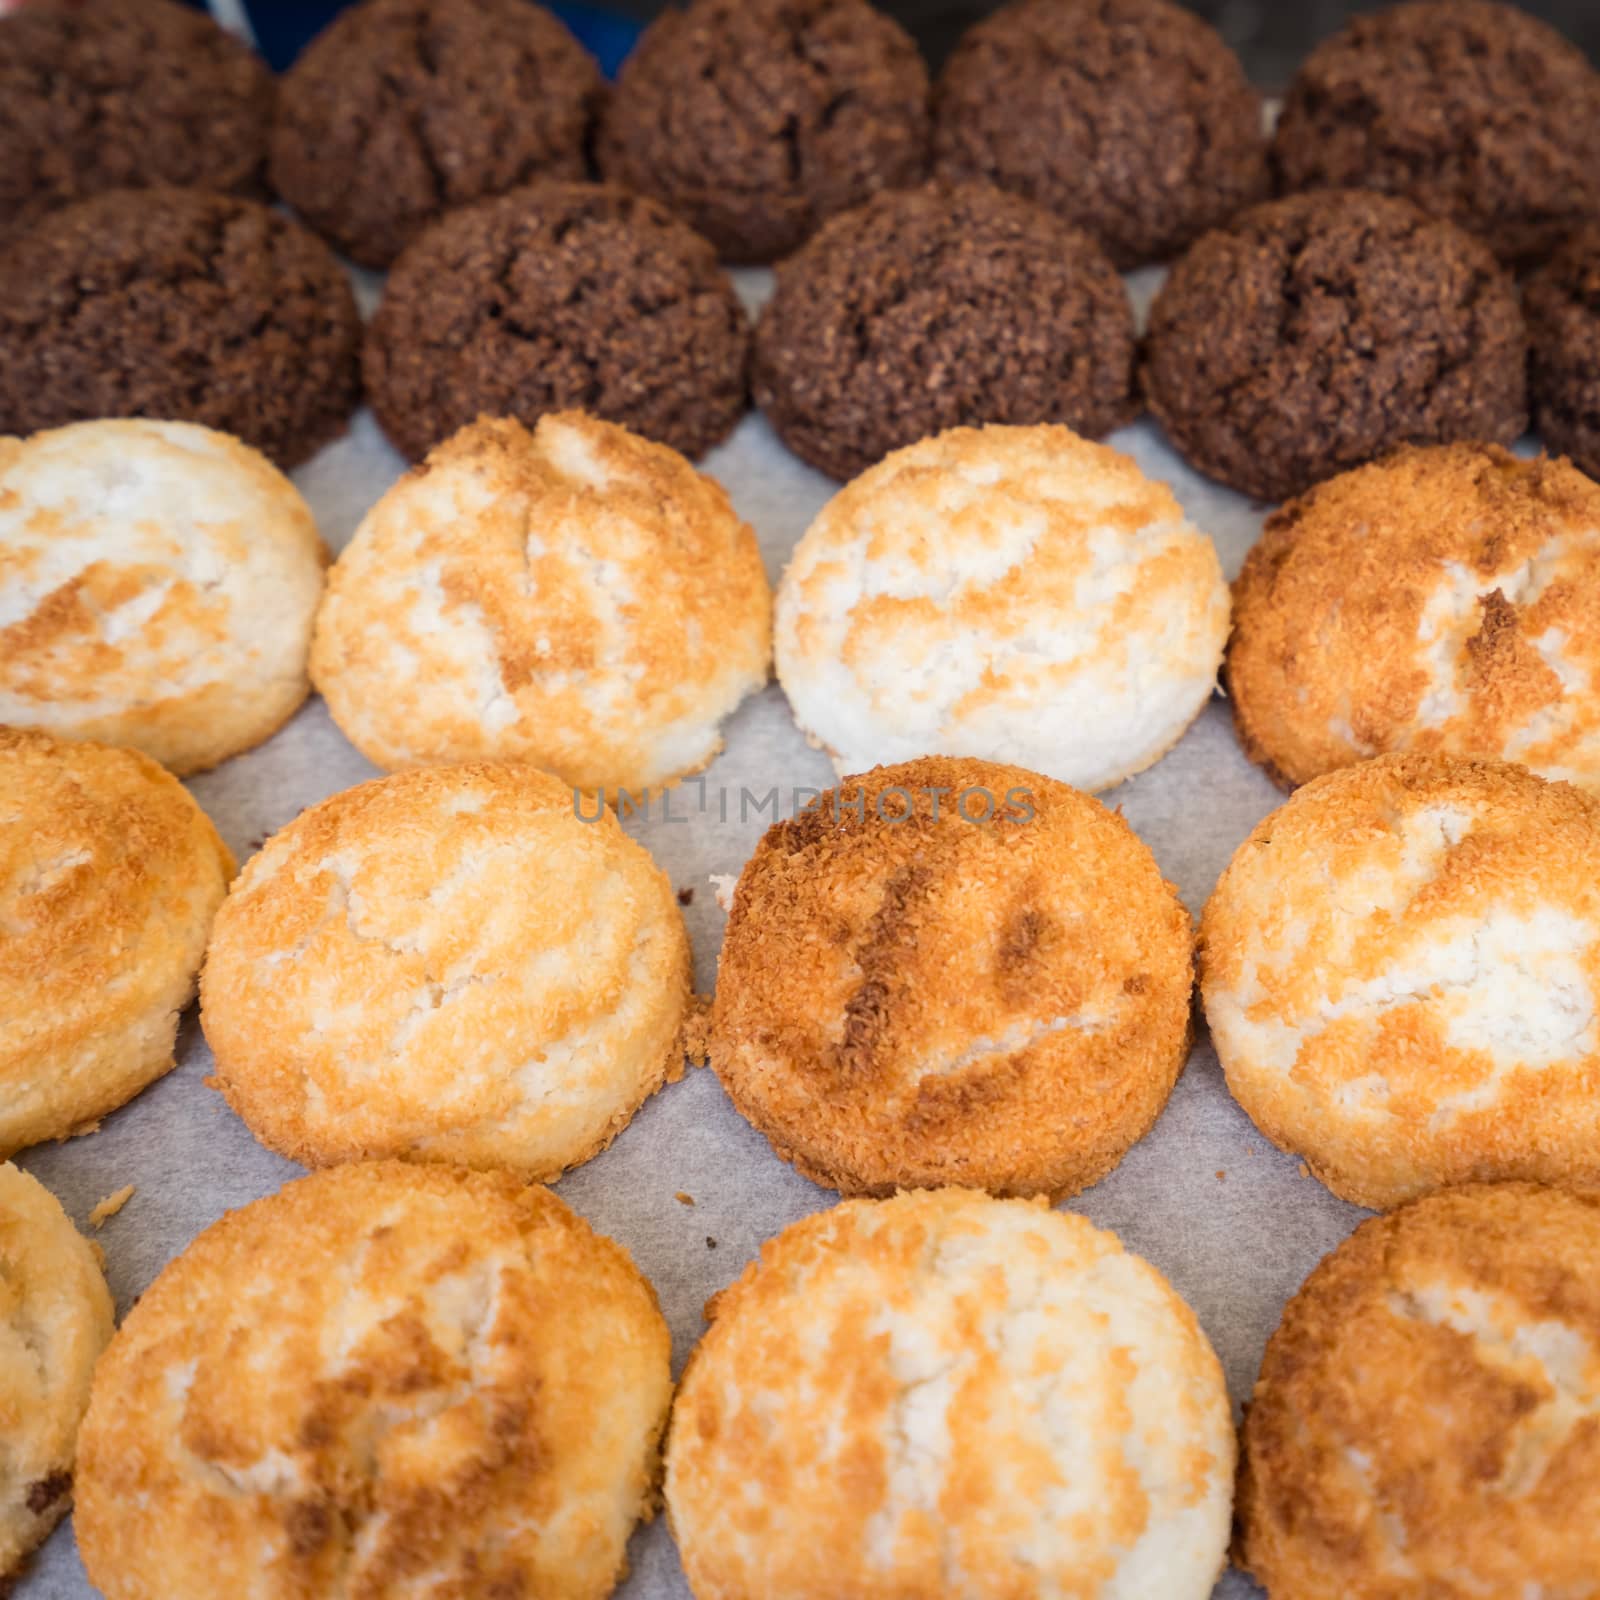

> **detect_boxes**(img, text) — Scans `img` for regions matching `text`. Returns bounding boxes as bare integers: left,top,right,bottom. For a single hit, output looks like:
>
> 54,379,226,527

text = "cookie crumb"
1215,1170,1226,1182
706,1236,718,1249
677,886,695,906
709,873,739,913
675,1191,695,1206
678,994,713,1070
88,1184,135,1227
1298,1161,1311,1179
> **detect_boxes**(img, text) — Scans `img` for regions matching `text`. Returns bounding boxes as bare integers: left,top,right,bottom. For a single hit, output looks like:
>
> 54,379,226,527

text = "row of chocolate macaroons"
7,0,1600,276
1,164,1598,503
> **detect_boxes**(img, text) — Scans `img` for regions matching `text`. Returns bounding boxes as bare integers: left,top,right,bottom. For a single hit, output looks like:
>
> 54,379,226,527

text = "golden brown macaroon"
665,1188,1235,1599
1230,444,1600,792
0,728,234,1156
1202,752,1600,1210
1238,1183,1600,1599
74,1161,672,1600
201,762,691,1179
710,755,1194,1197
311,412,772,795
0,1163,115,1592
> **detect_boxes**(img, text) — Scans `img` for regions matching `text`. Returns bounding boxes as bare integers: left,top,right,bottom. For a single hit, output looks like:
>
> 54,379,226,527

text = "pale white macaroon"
0,419,328,775
665,1188,1235,1600
310,412,772,795
775,424,1230,791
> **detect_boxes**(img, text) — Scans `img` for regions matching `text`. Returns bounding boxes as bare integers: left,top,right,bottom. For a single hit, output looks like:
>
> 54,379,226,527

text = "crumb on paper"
678,994,713,1070
1298,1161,1311,1179
70,1120,101,1141
1215,1170,1226,1182
677,886,695,906
675,1191,695,1206
706,1236,718,1249
709,872,739,913
89,1184,136,1227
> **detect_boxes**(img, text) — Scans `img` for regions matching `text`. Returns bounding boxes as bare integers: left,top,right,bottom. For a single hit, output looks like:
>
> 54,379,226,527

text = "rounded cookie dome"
1144,190,1527,502
0,1163,114,1591
364,183,750,464
0,729,233,1156
752,182,1138,483
75,1162,672,1600
710,755,1194,1197
1239,1183,1600,1599
201,762,691,1179
0,420,327,776
599,0,929,264
1202,753,1600,1209
776,423,1228,791
271,0,603,270
1229,444,1600,792
666,1188,1234,1600
1527,228,1600,482
310,413,771,792
933,0,1267,268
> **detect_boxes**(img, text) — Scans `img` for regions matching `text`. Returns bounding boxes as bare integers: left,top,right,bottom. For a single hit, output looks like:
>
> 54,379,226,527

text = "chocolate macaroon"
364,183,749,463
0,189,361,470
1143,190,1527,503
1272,0,1600,269
0,0,275,238
933,0,1267,269
271,0,603,270
598,0,929,265
752,182,1137,482
1527,229,1600,482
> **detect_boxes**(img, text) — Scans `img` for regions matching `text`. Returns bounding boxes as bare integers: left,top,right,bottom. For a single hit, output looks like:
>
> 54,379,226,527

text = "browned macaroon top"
1238,1182,1600,1600
710,754,1193,1197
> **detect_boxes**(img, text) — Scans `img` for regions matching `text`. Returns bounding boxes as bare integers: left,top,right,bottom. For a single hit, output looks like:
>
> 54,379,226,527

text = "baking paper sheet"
18,264,1380,1600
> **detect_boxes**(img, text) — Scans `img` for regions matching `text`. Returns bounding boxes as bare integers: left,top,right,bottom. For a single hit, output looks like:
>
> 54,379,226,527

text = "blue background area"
189,2,642,75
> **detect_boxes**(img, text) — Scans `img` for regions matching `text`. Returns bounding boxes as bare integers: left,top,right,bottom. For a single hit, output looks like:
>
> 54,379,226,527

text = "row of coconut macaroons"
9,408,1600,800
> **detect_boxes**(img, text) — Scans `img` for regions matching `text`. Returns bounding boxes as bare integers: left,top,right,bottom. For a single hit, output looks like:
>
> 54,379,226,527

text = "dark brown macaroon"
1527,230,1600,481
0,188,362,470
0,0,275,239
364,182,750,463
932,0,1267,270
752,182,1137,482
270,0,604,270
1143,190,1527,504
598,0,929,266
1271,0,1600,270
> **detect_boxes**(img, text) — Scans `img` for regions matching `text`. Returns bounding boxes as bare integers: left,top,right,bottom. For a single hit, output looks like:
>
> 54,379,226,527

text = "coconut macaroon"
1230,445,1600,792
711,755,1193,1197
1238,1183,1600,1598
776,425,1229,791
0,1163,115,1592
0,729,233,1156
0,420,327,774
201,762,690,1178
311,412,771,795
666,1188,1235,1600
75,1162,672,1600
1202,752,1600,1210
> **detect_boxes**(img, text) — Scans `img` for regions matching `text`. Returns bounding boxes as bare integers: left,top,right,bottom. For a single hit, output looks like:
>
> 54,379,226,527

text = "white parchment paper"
17,264,1378,1600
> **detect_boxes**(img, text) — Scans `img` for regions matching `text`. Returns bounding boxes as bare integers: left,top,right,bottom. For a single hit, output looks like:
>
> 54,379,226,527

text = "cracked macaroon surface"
74,1162,672,1600
1527,228,1600,483
271,0,603,270
0,189,362,470
0,420,328,777
0,0,275,238
710,755,1193,1197
1143,189,1527,503
933,0,1267,269
365,183,749,463
1271,0,1600,269
1229,445,1600,793
776,423,1229,791
0,729,233,1158
1238,1183,1600,1600
1202,753,1600,1210
0,1163,114,1594
310,413,772,793
752,182,1138,482
599,0,929,265
665,1188,1234,1600
201,762,690,1179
